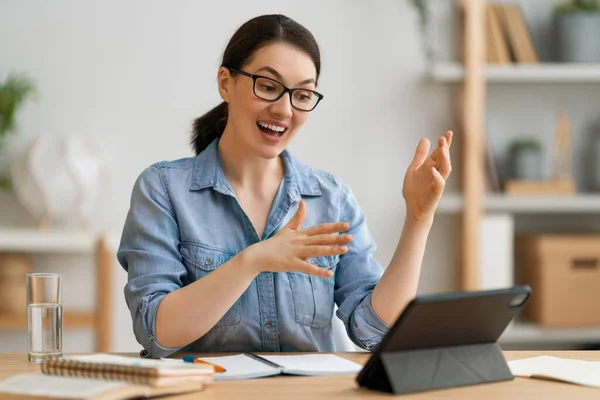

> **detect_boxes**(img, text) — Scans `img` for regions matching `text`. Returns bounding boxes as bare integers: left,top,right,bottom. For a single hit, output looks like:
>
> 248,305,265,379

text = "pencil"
182,355,227,373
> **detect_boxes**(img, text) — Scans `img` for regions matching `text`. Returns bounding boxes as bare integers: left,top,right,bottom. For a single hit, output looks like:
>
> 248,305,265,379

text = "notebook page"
197,354,280,381
0,374,127,399
508,356,600,388
262,354,362,376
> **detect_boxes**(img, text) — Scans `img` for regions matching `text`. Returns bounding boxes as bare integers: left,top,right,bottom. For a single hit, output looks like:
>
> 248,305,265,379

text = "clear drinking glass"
26,273,62,362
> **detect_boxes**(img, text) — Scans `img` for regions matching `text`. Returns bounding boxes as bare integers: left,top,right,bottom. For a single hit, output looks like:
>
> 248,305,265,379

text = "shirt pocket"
179,243,242,328
287,255,339,329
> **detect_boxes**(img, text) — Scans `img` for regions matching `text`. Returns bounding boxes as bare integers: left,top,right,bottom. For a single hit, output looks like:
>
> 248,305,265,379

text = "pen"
182,355,227,373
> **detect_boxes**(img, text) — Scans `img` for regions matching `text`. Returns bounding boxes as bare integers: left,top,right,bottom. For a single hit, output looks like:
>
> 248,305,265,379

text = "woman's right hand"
242,200,352,278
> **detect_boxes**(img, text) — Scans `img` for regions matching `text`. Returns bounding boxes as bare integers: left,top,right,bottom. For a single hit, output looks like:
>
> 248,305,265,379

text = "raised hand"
402,130,453,224
242,200,352,278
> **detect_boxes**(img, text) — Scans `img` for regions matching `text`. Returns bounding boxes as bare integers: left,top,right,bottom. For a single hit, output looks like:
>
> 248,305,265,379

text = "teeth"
258,121,285,132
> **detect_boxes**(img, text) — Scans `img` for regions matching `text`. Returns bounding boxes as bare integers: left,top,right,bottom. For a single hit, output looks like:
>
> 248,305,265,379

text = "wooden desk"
1,351,599,399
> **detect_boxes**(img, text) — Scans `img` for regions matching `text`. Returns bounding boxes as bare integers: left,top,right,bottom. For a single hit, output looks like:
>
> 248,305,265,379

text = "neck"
217,127,284,192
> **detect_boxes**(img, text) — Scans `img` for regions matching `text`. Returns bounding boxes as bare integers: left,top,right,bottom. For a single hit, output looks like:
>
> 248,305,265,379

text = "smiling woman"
117,14,454,358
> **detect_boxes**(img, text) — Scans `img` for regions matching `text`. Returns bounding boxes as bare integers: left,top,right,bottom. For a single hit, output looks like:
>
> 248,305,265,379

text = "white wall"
0,0,460,352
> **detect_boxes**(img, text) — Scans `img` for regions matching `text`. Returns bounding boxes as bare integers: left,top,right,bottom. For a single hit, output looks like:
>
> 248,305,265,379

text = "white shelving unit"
501,322,600,346
0,228,118,352
438,193,600,214
429,62,600,83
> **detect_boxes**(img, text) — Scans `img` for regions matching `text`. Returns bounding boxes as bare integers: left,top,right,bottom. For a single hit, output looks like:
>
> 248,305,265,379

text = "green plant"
0,72,36,189
511,138,543,151
555,0,600,12
408,0,436,64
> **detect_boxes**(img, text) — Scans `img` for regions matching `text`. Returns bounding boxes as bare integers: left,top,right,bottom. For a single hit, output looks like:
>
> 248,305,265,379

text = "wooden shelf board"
430,62,600,83
0,312,95,329
500,321,600,344
437,194,600,214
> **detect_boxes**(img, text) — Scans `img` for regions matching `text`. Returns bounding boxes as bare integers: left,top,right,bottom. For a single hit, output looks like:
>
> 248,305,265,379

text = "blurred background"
0,0,600,354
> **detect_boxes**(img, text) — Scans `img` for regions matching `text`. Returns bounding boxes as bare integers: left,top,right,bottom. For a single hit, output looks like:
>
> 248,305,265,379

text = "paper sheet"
0,373,126,399
508,356,600,388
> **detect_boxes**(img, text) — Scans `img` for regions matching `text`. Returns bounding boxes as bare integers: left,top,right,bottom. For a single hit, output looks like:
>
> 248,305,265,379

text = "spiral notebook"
0,354,212,400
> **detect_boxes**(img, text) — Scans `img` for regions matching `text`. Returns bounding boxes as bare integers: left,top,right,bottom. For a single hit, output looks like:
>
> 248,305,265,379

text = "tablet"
356,285,531,392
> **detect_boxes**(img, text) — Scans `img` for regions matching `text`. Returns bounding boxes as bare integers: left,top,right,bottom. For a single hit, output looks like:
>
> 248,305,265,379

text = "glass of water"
26,273,62,362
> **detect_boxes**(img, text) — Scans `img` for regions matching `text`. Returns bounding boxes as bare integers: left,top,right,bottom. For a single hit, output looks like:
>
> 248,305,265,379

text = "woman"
118,14,452,358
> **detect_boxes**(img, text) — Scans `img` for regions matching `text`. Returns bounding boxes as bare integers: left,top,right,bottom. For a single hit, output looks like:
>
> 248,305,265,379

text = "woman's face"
219,42,318,160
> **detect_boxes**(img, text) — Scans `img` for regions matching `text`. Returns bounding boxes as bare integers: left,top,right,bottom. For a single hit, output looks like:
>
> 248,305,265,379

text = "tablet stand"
359,342,512,394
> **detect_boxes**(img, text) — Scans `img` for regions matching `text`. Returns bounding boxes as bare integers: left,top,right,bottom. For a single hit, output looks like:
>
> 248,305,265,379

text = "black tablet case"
356,285,531,394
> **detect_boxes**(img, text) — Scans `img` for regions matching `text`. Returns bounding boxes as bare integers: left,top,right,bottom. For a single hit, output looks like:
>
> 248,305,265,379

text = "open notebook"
170,353,363,381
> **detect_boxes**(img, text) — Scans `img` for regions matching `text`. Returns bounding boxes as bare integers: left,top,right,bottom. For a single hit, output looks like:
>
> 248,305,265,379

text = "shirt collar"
190,137,322,199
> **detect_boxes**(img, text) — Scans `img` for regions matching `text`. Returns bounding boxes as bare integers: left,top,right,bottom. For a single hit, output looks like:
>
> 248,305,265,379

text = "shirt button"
265,321,273,328
204,258,213,266
313,262,319,267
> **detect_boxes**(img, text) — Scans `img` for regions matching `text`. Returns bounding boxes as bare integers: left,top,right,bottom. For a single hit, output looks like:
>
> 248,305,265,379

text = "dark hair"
191,14,321,155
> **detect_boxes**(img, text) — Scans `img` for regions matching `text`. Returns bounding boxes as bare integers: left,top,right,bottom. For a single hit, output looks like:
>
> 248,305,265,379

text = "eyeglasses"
227,67,324,112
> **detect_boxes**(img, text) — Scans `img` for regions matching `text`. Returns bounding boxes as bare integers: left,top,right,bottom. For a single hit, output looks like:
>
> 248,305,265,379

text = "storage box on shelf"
0,228,117,352
515,235,600,328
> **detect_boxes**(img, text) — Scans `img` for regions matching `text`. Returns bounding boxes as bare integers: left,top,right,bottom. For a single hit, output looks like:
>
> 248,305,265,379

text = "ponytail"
191,102,228,155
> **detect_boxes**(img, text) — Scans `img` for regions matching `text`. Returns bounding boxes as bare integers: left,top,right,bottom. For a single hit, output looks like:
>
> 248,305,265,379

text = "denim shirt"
118,138,390,358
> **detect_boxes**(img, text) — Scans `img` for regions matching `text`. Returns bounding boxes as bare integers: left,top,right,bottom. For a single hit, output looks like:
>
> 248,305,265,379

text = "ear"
217,67,232,103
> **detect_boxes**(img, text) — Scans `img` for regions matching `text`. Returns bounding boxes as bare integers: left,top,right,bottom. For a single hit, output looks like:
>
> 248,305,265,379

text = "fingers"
285,200,306,231
445,130,453,148
302,222,349,236
431,167,445,195
303,233,353,246
436,143,452,179
293,261,334,278
299,244,349,259
409,138,431,170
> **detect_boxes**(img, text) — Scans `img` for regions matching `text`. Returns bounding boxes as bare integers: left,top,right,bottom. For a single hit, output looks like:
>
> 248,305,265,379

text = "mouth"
257,121,288,138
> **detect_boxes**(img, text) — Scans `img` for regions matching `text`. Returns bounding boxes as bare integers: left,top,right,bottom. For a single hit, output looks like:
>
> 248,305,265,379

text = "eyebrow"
255,66,316,86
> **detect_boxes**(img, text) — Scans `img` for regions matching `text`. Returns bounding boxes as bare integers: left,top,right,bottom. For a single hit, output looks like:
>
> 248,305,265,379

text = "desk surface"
1,351,599,399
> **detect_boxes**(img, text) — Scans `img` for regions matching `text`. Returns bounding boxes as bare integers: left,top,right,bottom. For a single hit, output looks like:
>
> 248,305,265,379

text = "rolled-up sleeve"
117,165,188,358
334,184,391,351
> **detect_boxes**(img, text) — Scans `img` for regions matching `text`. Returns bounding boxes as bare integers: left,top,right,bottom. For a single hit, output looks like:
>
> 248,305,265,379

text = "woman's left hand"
402,130,453,224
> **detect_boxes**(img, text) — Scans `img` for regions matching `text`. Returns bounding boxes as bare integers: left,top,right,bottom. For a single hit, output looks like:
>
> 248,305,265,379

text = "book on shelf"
486,2,538,64
485,137,502,194
0,354,213,400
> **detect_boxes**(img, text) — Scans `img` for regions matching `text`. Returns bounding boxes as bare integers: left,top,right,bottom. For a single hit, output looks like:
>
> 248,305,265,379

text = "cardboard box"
515,235,600,327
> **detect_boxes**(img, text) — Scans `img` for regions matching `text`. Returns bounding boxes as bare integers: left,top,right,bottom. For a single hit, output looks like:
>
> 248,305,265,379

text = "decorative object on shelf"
0,72,36,190
10,135,110,229
509,138,544,181
590,122,600,190
0,253,32,315
408,0,436,66
555,0,600,63
504,108,576,196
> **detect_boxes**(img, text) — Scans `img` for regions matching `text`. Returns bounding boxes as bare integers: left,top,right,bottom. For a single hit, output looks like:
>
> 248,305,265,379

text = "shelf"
500,321,600,345
0,228,118,253
430,62,600,83
437,194,600,214
0,312,95,329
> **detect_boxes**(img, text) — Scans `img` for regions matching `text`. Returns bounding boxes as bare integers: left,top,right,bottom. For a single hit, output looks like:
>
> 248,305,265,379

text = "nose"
270,92,293,119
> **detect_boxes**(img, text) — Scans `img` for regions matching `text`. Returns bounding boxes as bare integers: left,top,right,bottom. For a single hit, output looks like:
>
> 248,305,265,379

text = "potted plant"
0,72,36,189
408,0,436,65
510,138,544,181
555,0,600,62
